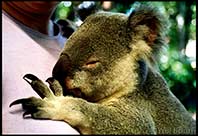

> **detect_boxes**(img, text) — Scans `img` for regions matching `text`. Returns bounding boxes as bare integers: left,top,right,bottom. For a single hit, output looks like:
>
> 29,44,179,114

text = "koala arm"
10,74,156,135
77,99,156,134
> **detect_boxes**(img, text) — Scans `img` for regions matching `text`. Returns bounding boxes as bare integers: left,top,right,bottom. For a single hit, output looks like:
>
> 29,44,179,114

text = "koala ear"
128,4,165,46
127,4,169,65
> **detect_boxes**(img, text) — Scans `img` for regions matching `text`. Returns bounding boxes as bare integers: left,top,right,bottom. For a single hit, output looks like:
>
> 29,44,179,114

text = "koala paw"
9,74,65,120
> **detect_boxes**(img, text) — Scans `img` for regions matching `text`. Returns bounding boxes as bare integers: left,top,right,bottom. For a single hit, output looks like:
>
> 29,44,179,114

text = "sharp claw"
23,74,53,98
46,77,64,96
23,74,39,84
23,74,39,80
23,111,32,118
46,77,55,84
9,98,27,107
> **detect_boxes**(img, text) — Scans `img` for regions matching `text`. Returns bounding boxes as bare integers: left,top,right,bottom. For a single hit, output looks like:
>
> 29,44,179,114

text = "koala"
10,5,196,134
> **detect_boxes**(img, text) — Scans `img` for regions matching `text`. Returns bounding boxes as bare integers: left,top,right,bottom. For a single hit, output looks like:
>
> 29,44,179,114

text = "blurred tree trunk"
177,1,193,51
184,1,193,48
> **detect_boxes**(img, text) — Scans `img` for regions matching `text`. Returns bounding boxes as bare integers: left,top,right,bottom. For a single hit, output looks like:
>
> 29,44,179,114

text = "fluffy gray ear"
128,4,166,45
127,4,169,63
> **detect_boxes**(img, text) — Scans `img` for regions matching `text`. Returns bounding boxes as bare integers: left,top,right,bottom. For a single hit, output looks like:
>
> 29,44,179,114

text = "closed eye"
86,60,99,65
83,60,100,69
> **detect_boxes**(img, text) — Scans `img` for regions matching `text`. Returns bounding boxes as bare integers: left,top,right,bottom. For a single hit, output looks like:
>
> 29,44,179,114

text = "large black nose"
52,54,71,80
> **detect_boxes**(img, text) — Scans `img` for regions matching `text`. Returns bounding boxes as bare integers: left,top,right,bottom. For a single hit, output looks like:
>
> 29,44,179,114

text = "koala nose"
52,54,72,80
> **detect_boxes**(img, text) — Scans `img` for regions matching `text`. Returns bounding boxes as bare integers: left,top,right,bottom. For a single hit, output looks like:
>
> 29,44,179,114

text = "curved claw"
46,77,63,96
23,111,32,118
23,74,39,85
9,98,27,107
46,77,55,84
23,74,54,99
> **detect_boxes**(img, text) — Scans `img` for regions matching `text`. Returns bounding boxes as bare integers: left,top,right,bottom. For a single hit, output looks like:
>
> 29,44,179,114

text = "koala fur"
10,4,196,134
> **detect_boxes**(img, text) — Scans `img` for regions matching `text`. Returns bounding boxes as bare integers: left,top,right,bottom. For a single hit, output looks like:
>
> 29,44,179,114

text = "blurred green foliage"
53,1,196,112
159,2,196,112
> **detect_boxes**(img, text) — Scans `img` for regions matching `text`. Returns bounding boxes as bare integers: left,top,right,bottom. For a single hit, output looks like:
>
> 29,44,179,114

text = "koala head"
52,4,168,102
